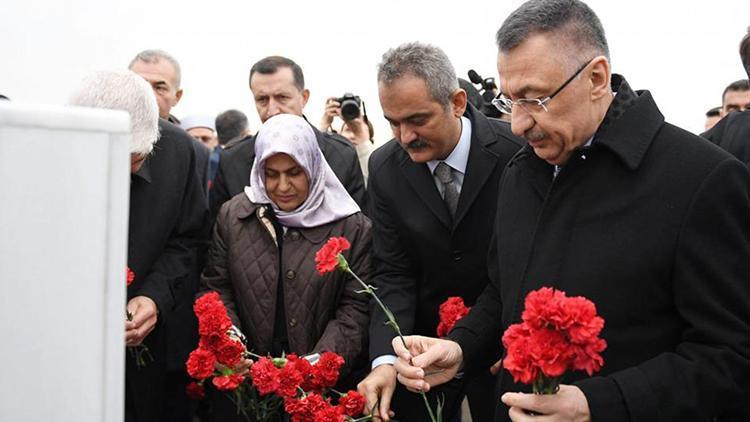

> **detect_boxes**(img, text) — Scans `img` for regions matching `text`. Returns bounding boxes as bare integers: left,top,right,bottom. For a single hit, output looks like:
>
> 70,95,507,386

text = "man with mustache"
391,1,750,421
357,42,522,421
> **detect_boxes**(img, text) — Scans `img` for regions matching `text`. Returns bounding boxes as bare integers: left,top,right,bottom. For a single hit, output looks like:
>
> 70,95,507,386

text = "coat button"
289,231,300,241
452,250,462,261
286,270,296,279
289,318,297,327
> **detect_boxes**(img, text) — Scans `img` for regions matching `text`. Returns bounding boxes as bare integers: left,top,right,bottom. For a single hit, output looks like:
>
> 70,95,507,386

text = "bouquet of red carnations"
502,287,607,394
436,297,471,338
185,291,368,422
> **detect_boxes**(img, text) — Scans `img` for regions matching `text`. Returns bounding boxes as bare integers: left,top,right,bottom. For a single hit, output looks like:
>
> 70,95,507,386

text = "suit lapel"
400,154,452,228
453,110,499,227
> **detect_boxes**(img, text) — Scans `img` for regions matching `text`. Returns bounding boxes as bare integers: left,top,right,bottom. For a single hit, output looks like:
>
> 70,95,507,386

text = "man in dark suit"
702,29,750,166
70,71,208,422
392,1,750,421
210,56,366,220
356,42,522,422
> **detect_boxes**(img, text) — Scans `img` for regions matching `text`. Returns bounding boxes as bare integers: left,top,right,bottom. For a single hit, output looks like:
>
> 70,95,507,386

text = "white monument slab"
0,102,130,422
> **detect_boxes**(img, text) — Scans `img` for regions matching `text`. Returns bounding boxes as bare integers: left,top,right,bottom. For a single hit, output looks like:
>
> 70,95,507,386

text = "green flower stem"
344,265,439,422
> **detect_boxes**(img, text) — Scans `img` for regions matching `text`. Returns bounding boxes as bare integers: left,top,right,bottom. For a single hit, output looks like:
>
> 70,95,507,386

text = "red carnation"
338,390,366,417
126,267,135,287
194,292,233,337
502,287,607,393
436,296,471,337
212,373,245,392
310,352,345,389
213,336,245,367
250,357,281,395
288,354,314,391
314,404,345,422
186,348,217,380
315,237,351,275
285,393,329,422
275,356,305,398
185,381,205,400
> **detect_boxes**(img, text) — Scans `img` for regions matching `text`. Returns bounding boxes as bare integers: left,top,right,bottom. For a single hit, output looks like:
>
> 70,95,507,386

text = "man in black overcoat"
356,42,522,421
210,56,366,221
391,1,750,421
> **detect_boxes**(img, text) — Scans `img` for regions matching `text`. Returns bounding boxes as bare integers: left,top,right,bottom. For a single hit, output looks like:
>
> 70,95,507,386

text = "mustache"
404,138,429,150
524,129,546,143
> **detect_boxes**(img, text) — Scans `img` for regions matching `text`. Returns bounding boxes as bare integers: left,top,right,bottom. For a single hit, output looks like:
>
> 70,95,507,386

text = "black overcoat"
127,119,208,422
451,76,750,421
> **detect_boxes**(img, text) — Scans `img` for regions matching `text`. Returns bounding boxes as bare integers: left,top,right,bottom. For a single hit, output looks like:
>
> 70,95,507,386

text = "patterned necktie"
434,161,459,218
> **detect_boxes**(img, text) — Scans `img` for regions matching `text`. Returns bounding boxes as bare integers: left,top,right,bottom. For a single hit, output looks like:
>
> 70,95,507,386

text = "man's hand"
501,385,591,422
125,296,158,346
391,336,463,393
357,364,397,421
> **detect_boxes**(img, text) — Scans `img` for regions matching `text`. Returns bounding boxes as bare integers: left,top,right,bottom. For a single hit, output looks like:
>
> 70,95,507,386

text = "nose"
510,107,534,139
397,123,417,145
267,99,282,118
278,174,291,192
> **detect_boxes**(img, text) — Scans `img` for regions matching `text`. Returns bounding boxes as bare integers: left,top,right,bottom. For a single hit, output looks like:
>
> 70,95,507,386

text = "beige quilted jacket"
202,193,371,375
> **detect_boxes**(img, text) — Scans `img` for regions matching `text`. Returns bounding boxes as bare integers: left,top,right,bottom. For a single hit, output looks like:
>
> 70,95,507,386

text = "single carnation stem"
344,266,438,422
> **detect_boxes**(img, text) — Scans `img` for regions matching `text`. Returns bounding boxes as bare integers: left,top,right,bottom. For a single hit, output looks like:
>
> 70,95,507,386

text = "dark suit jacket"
451,76,750,421
367,105,523,360
210,122,366,222
127,119,209,422
701,110,750,166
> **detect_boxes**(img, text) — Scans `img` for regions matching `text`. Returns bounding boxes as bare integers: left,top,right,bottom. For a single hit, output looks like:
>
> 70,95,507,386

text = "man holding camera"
210,56,366,220
319,94,376,184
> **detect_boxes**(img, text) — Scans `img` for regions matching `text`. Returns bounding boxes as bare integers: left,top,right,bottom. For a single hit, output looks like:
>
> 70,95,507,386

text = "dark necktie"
434,162,459,218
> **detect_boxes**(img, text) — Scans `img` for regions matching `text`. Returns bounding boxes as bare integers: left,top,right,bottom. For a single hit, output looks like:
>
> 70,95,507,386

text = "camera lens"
340,99,360,121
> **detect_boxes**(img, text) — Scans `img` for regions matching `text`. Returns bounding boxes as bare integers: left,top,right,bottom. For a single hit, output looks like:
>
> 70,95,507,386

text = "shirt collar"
427,115,472,175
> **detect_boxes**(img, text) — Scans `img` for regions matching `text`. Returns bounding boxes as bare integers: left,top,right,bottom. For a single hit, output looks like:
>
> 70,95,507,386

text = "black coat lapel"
453,110,499,227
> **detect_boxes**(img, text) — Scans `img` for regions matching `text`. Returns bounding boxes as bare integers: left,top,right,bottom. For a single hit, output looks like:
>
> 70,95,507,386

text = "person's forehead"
724,89,750,104
251,67,298,92
187,127,215,135
378,75,438,111
132,59,176,83
497,35,567,96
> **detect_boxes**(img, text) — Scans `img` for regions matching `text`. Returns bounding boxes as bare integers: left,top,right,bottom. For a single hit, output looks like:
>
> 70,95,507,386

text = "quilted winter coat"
202,193,371,376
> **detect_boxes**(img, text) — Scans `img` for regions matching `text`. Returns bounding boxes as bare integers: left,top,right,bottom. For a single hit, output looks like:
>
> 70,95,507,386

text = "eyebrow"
383,112,430,125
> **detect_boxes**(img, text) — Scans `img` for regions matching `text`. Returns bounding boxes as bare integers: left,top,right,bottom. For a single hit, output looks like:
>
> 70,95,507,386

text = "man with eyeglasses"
391,1,750,421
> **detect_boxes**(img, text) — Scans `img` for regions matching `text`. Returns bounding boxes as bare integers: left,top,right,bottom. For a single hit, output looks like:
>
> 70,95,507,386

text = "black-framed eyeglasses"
491,58,594,115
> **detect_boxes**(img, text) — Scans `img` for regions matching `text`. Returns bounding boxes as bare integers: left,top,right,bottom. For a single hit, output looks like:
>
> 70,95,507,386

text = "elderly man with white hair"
70,70,208,422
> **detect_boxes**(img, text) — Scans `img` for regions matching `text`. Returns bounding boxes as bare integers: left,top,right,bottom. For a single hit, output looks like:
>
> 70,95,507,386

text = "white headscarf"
245,114,360,228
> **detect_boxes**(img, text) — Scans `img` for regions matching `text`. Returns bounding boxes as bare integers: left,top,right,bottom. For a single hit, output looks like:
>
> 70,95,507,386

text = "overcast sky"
1,0,748,139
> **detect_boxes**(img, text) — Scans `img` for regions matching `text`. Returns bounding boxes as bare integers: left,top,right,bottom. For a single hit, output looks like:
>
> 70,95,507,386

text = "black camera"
336,93,362,121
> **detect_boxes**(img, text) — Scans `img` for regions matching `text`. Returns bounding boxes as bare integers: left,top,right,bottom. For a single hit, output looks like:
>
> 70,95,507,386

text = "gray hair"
68,70,160,156
129,49,182,89
377,42,459,109
496,0,609,65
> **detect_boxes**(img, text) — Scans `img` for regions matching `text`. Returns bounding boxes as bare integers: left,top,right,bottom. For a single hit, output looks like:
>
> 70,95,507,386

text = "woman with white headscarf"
201,114,371,393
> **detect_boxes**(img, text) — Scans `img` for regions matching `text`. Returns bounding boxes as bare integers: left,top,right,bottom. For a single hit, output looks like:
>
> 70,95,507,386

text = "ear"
301,89,310,107
588,56,611,101
451,88,468,117
174,88,183,105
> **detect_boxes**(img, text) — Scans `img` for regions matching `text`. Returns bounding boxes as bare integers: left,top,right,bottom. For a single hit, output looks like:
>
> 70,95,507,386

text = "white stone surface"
0,103,130,422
